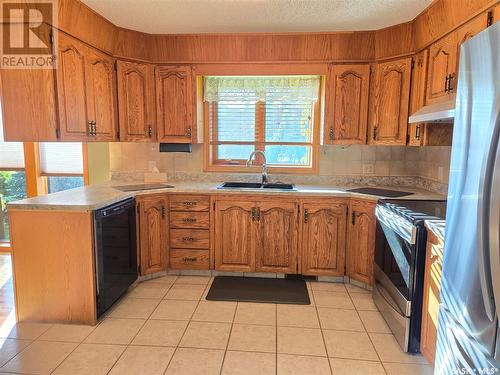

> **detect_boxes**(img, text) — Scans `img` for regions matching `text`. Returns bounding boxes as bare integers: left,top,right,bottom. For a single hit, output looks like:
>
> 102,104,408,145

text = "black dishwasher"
94,198,137,318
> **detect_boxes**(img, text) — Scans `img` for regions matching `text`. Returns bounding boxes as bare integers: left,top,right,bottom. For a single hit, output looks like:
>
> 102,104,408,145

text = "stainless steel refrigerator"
436,22,500,373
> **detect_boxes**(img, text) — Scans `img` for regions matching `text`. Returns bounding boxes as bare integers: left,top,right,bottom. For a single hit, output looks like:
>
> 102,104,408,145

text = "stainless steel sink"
218,182,296,190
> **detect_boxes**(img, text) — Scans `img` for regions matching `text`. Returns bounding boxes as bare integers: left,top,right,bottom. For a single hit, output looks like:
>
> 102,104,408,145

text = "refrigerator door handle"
488,106,500,322
478,103,500,322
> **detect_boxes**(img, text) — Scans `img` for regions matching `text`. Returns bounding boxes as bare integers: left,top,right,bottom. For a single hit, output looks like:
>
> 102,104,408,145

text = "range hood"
408,99,455,123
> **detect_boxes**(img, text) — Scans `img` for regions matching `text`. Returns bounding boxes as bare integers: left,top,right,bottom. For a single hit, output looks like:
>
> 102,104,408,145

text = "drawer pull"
182,237,195,242
183,202,197,206
182,256,198,262
182,218,196,223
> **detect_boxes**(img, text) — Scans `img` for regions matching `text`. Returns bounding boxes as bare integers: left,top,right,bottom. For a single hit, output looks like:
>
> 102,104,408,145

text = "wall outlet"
362,164,374,174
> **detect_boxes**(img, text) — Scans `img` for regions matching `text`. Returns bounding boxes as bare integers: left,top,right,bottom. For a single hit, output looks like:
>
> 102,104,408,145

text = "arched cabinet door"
86,48,117,141
214,200,256,272
138,195,168,275
156,66,195,143
256,200,299,274
347,199,376,285
326,64,370,145
56,33,89,140
117,61,156,142
368,58,411,145
301,202,348,276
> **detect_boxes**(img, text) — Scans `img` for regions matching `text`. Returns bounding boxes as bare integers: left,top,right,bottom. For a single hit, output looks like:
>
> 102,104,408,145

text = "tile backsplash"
107,143,452,193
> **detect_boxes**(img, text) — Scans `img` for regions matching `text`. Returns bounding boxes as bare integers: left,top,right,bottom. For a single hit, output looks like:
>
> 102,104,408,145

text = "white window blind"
39,143,83,175
204,75,319,167
0,104,25,170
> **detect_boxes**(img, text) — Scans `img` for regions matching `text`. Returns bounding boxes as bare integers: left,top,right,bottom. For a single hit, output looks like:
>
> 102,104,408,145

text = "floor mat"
206,276,310,304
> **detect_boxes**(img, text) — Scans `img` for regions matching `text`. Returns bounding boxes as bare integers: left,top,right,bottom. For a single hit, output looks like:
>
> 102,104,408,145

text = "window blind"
39,142,83,175
204,75,319,167
0,106,24,170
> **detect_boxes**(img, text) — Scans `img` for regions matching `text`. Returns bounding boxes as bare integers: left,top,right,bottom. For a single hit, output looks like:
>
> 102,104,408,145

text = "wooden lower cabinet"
214,199,256,272
347,199,376,284
421,228,444,365
256,201,299,274
137,195,168,275
301,200,348,276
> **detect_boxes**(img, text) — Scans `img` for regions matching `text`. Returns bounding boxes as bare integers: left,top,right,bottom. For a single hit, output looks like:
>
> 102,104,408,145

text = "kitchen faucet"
246,150,269,184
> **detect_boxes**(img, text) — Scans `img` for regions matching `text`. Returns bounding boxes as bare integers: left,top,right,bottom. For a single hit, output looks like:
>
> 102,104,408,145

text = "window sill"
0,243,11,253
203,164,318,175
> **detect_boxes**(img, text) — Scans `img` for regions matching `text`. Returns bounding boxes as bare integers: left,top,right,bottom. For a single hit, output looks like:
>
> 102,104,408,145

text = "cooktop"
346,187,414,198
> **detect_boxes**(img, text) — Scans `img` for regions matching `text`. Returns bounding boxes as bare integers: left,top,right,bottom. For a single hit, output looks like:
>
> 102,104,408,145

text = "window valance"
204,75,320,103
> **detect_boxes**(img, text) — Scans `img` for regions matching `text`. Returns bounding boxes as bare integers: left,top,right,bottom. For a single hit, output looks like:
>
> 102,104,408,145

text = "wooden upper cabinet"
214,199,256,272
368,58,411,145
156,65,195,143
426,33,457,105
255,201,298,274
117,61,156,142
138,195,168,275
326,64,370,144
57,33,117,141
301,201,348,276
85,48,117,141
347,199,376,285
57,34,89,140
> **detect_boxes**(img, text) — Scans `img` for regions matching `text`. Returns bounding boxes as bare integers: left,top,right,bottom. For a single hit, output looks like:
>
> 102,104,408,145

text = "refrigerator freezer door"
437,22,500,366
436,308,499,375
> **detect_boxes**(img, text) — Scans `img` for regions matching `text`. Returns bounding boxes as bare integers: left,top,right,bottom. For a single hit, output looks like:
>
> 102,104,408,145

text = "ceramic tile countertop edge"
7,182,447,211
425,219,446,243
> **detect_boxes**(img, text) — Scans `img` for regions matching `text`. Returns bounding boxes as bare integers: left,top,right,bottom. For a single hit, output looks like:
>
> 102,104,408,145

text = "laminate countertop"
7,181,447,211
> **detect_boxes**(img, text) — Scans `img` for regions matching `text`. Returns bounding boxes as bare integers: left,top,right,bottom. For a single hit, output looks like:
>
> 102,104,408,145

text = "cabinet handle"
182,256,198,262
182,218,196,223
87,121,93,136
351,211,356,225
182,237,195,242
372,126,378,140
93,121,97,136
161,206,165,218
148,125,153,138
415,124,421,140
304,208,309,223
183,201,197,206
447,73,455,92
256,207,261,221
329,127,334,141
186,126,192,137
251,207,256,221
444,75,450,93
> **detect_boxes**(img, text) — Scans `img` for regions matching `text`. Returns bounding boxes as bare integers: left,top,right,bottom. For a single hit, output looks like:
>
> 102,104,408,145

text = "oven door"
374,204,418,351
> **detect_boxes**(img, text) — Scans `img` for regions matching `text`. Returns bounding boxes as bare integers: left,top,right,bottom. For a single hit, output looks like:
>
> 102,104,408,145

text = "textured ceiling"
81,0,433,34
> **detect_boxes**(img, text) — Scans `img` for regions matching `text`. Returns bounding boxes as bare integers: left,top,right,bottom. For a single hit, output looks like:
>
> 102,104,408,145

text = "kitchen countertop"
425,219,446,243
7,181,446,211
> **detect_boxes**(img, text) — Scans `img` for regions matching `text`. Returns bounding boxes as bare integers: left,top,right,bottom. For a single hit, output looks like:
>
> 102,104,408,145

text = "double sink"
218,182,296,190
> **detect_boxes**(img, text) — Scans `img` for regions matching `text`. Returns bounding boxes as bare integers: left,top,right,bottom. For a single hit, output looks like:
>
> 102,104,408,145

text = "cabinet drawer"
169,195,210,212
170,229,209,249
170,249,209,270
170,211,209,229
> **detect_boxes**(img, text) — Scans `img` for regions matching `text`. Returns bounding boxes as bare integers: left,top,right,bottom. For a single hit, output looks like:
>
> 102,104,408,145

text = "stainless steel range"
373,199,446,353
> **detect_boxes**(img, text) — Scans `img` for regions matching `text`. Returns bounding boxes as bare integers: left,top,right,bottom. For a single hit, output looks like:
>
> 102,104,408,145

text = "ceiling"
81,0,433,34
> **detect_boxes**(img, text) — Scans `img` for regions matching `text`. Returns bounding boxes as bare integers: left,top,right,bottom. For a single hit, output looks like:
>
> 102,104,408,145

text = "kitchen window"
39,143,85,193
203,75,320,172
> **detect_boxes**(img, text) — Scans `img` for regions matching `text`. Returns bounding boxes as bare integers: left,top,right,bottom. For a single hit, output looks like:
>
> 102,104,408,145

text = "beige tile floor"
0,271,434,374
